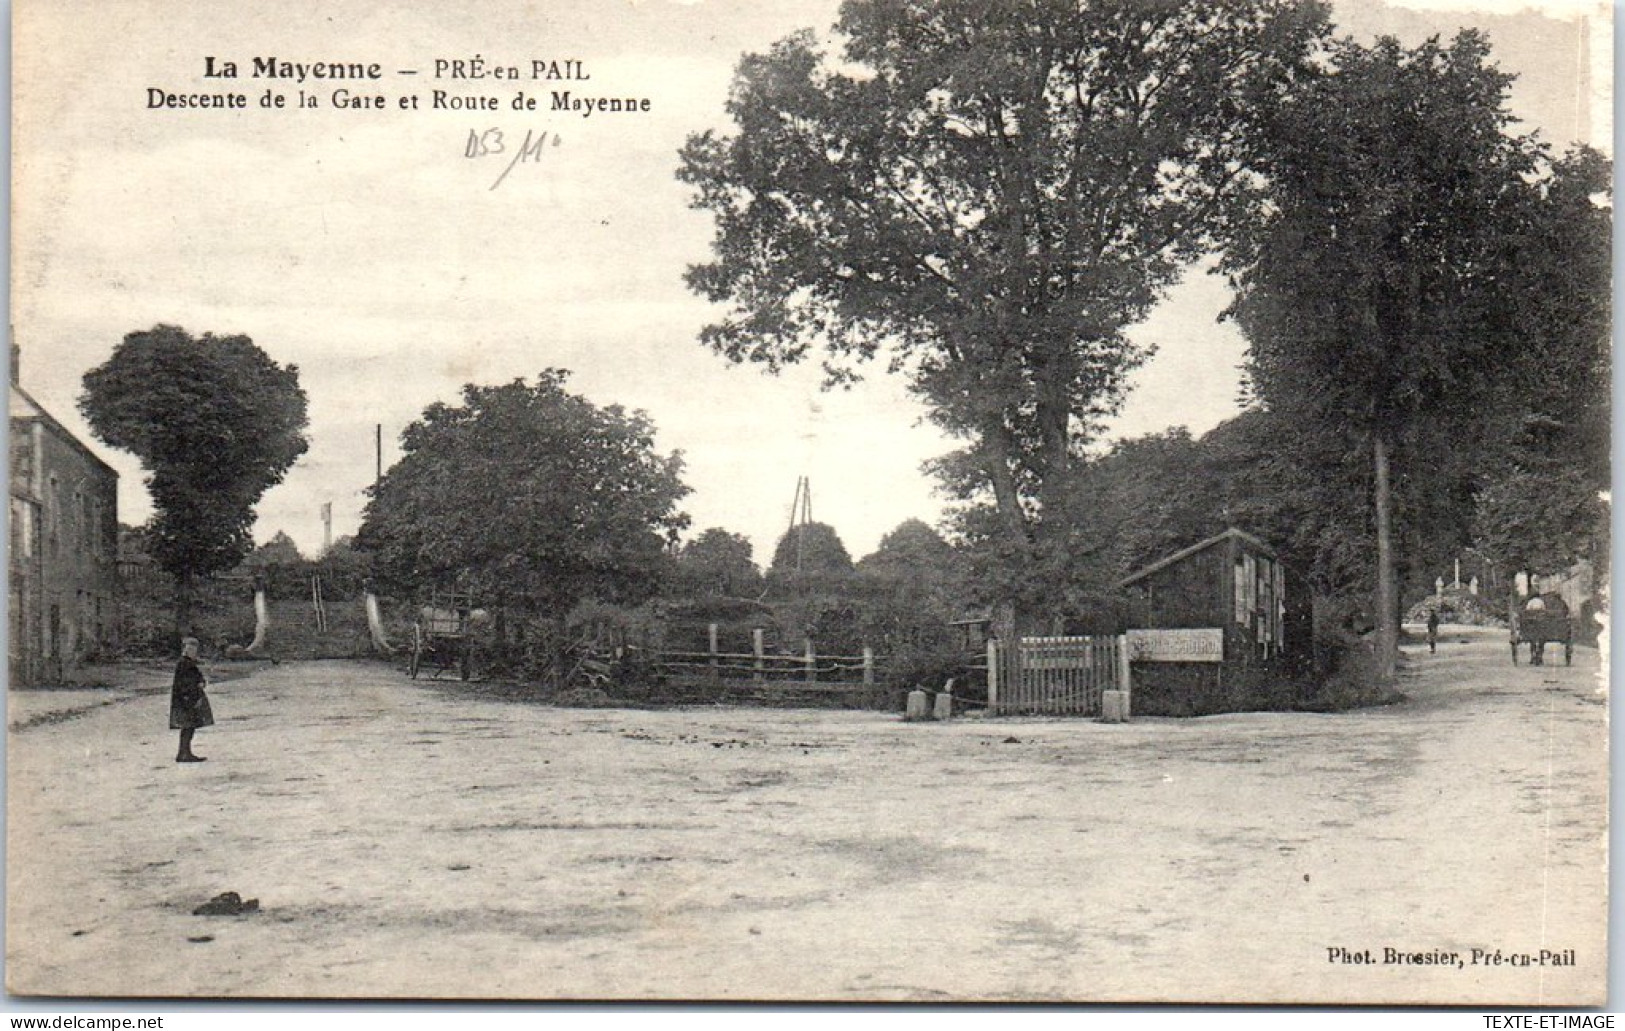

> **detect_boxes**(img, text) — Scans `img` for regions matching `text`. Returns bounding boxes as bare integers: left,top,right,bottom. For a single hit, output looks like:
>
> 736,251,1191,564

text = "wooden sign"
1127,628,1224,663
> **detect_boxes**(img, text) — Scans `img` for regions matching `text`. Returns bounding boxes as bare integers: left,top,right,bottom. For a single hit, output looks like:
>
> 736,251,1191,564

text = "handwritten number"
464,128,505,158
466,129,554,189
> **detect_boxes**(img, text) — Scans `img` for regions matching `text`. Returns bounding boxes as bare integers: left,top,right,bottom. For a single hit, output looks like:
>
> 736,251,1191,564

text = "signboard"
1126,628,1224,663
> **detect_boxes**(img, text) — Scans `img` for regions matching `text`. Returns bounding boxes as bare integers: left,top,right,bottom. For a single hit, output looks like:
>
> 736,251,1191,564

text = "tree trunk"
983,442,1033,703
991,599,1020,711
1373,434,1397,683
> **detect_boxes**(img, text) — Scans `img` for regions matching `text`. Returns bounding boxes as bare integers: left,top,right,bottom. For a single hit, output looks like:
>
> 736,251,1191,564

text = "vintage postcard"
8,0,1611,1006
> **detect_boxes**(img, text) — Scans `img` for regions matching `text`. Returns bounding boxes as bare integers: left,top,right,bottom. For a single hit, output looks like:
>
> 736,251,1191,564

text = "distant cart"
410,591,476,680
1510,593,1572,667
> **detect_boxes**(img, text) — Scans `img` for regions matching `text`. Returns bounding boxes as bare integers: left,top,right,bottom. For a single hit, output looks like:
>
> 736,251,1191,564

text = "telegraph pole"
787,476,813,574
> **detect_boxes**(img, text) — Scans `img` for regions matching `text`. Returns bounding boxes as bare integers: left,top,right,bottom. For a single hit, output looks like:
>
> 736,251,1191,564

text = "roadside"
5,632,1606,1003
7,661,267,732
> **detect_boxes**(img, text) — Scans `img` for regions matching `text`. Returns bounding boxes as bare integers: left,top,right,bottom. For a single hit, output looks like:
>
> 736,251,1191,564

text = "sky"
10,0,1611,567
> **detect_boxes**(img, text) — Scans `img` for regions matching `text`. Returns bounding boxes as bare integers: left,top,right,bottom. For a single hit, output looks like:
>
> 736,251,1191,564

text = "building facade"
10,361,119,685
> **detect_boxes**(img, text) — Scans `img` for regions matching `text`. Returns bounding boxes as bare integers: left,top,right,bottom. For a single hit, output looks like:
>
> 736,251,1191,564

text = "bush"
1293,634,1401,712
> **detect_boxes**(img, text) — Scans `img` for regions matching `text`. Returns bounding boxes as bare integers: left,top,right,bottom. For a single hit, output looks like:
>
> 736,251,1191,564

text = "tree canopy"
680,0,1330,626
766,521,855,591
80,324,309,625
1223,31,1550,677
858,519,954,581
672,527,763,598
357,371,690,617
241,531,305,568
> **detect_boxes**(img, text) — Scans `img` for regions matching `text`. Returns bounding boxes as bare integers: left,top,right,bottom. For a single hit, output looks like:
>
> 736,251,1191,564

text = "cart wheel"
409,625,423,679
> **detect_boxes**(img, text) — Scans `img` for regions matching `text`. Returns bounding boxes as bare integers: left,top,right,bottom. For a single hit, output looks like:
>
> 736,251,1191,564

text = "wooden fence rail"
649,625,880,686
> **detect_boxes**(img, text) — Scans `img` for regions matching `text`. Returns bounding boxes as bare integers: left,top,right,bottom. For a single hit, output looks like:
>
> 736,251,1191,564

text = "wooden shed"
1115,528,1295,715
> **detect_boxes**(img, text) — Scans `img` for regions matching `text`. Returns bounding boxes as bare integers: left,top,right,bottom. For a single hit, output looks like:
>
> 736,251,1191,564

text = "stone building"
9,348,119,685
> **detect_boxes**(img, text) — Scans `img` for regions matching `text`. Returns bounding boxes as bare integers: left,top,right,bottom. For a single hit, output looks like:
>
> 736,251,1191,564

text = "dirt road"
5,630,1606,1003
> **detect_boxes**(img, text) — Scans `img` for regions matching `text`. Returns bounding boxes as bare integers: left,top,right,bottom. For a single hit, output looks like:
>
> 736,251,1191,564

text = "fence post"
862,645,875,686
752,628,765,683
705,617,718,682
804,639,816,682
1117,634,1132,712
987,638,1000,713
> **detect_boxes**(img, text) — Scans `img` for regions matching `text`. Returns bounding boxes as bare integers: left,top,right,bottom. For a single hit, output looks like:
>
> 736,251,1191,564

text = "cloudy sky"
12,0,1610,566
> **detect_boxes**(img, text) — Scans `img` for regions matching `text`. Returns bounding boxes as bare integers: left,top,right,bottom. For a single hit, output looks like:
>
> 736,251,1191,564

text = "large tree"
1469,147,1612,580
1224,32,1544,680
858,517,965,624
80,324,309,632
680,0,1330,639
357,371,690,621
672,527,764,598
240,530,304,568
858,518,956,584
765,521,855,592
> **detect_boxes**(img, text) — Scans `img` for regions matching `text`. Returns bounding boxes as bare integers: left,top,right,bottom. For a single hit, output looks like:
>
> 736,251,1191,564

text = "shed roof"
1116,528,1278,591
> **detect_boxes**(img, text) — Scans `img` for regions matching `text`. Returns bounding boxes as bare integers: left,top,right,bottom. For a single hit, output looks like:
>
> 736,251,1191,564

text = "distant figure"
1524,596,1549,666
1426,609,1439,654
170,637,214,763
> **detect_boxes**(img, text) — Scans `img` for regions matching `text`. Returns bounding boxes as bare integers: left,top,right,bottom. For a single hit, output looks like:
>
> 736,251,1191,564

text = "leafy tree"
858,519,955,585
241,530,304,568
1224,32,1541,680
673,528,763,598
1467,147,1611,573
858,518,964,616
766,521,854,591
80,325,309,631
356,371,690,622
855,518,967,658
679,0,1330,642
1471,417,1608,579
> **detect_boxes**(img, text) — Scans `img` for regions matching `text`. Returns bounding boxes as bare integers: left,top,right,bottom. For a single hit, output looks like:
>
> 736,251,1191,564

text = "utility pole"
375,424,383,492
787,476,812,574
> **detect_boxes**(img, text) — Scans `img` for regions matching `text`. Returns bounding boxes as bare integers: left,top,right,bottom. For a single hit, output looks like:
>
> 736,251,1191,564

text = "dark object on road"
1003,736,1021,744
193,892,260,916
1426,609,1439,654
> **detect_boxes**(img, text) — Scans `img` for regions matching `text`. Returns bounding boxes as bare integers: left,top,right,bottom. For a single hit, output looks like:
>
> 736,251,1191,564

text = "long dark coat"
168,656,215,730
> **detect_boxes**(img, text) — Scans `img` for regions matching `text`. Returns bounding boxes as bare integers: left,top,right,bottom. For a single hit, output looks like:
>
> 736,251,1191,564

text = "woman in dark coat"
170,637,213,762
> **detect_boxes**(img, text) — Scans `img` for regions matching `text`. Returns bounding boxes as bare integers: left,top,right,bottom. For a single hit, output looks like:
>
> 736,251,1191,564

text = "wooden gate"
987,635,1129,716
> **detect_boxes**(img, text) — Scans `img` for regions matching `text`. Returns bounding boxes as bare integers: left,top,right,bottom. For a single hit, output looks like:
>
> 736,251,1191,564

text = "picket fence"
987,634,1130,716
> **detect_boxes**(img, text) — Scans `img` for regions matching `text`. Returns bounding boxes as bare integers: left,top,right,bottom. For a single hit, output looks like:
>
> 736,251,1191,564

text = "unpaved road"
5,630,1606,1003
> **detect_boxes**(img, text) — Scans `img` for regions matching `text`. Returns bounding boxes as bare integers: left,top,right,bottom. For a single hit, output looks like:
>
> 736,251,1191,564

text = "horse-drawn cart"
410,591,476,680
1510,593,1572,667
